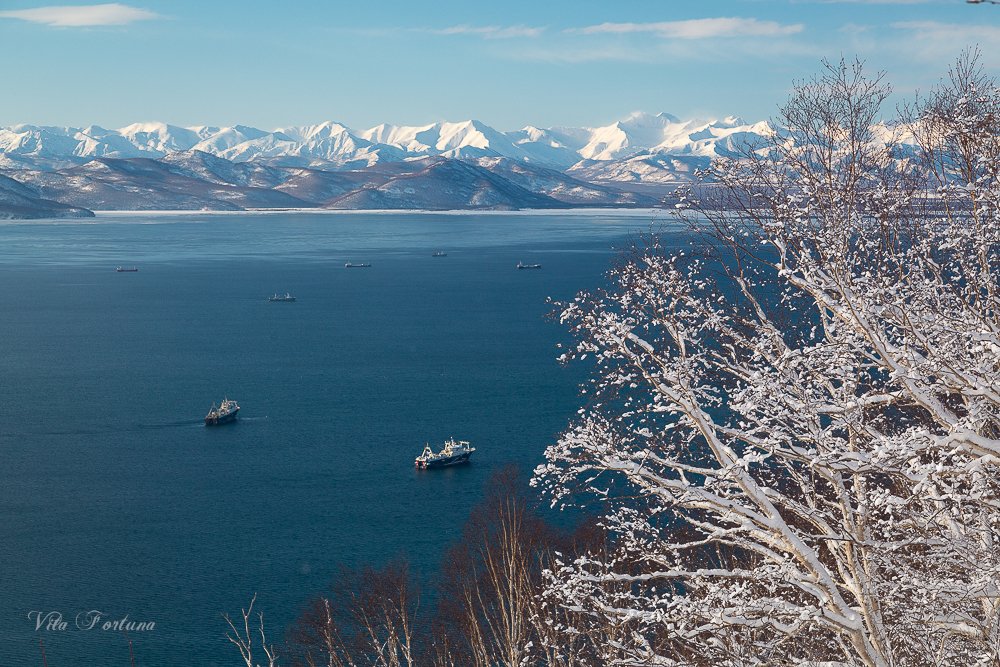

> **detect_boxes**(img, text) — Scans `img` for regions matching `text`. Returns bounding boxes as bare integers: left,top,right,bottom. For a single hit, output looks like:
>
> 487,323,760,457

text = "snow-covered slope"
116,122,214,153
573,113,775,162
1,152,651,213
358,119,530,161
10,157,314,211
190,124,272,155
473,157,657,205
505,125,589,168
0,173,94,219
160,150,288,188
579,112,681,161
569,153,712,185
324,158,564,211
0,124,95,160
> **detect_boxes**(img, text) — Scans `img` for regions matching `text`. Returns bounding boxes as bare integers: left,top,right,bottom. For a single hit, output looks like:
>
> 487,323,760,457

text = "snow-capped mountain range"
0,112,772,178
0,112,786,218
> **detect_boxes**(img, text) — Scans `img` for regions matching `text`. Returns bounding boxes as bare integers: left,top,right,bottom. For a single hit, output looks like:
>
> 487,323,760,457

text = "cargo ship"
205,398,240,425
415,438,475,469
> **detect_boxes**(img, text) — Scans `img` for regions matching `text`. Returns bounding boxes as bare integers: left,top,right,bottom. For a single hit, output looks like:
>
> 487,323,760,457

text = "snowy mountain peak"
287,121,352,141
517,126,546,140
115,122,207,154
619,111,681,125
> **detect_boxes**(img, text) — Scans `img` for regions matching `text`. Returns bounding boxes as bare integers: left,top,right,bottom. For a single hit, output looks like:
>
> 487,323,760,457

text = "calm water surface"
0,211,671,666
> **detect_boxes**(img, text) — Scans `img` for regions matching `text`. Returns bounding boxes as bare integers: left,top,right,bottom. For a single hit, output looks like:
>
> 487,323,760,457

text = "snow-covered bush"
534,56,1000,667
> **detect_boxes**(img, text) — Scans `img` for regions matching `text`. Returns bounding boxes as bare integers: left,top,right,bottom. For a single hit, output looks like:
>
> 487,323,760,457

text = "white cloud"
434,25,544,39
508,37,823,65
508,45,650,64
815,0,935,4
0,3,160,27
892,20,1000,40
883,21,1000,67
822,0,939,4
572,18,804,40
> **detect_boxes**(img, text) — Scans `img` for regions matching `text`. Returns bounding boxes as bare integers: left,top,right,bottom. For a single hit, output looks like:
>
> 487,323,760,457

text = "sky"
0,0,998,131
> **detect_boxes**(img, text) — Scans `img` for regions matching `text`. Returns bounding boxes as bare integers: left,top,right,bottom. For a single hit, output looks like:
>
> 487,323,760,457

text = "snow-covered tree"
534,56,1000,666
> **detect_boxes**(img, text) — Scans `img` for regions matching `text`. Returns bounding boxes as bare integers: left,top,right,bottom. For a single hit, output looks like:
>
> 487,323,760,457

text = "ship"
432,251,447,257
415,438,476,469
345,262,372,268
115,266,139,272
205,398,240,425
516,261,541,270
268,293,296,302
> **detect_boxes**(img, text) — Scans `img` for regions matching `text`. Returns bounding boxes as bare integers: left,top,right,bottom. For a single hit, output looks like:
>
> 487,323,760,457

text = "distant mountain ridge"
0,112,774,176
2,152,654,216
0,112,783,217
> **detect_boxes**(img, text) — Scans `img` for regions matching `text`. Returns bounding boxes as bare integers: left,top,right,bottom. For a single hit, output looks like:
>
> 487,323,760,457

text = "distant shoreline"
90,207,671,218
1,207,682,225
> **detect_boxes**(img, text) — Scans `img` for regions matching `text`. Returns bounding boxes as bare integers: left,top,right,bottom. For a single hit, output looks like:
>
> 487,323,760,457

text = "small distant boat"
345,262,372,268
268,292,296,302
205,398,240,426
432,251,447,257
516,261,541,270
415,438,476,469
115,266,139,272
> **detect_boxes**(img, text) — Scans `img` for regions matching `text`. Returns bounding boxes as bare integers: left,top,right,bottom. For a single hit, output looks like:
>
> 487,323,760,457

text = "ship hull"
416,451,472,469
205,407,239,426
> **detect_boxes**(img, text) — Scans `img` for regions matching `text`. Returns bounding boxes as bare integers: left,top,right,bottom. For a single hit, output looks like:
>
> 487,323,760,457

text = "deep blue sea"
0,210,668,666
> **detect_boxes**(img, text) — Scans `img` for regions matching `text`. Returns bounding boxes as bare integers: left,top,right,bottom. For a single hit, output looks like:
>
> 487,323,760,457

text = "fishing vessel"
115,266,139,272
345,262,372,268
516,261,541,270
432,251,447,257
268,293,296,302
415,438,475,469
205,398,240,425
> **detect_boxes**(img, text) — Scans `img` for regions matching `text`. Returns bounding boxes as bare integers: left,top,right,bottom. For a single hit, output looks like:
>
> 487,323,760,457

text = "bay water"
0,211,667,666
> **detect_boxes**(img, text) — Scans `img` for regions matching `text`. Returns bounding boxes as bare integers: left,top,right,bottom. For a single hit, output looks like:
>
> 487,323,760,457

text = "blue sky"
1,0,997,130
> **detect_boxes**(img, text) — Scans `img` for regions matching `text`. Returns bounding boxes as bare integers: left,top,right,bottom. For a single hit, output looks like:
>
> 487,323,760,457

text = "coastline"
0,207,680,226
92,207,670,217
